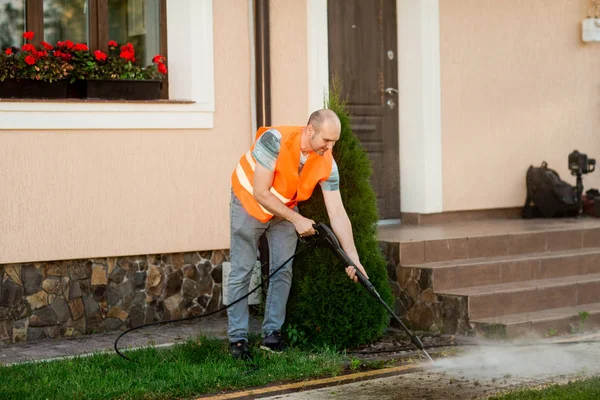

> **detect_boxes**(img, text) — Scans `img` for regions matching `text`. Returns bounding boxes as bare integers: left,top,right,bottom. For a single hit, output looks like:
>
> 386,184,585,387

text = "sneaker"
260,331,287,352
229,340,252,360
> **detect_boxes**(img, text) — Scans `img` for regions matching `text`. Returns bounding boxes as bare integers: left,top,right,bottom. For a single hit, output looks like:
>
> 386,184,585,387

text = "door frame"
309,0,444,216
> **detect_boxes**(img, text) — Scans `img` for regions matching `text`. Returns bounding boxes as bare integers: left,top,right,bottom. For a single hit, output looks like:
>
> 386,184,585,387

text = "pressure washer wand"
311,223,435,364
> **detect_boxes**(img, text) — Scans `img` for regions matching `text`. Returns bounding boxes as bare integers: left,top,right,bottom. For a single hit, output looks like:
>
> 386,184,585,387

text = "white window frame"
0,0,215,130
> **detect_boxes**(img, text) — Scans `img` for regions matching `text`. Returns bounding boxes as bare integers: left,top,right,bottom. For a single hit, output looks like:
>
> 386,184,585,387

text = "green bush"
285,83,393,349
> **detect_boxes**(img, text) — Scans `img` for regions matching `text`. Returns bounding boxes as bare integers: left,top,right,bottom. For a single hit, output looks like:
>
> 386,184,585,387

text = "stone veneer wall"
379,242,471,335
0,250,227,345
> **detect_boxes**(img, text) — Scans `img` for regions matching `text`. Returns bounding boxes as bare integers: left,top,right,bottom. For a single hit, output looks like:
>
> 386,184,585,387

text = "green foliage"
0,336,345,400
491,376,600,399
285,80,393,349
285,323,308,347
0,48,71,83
0,32,167,83
570,310,591,334
545,328,558,338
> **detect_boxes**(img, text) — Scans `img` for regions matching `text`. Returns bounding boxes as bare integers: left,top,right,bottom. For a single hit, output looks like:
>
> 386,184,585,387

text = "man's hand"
293,216,316,237
345,261,369,283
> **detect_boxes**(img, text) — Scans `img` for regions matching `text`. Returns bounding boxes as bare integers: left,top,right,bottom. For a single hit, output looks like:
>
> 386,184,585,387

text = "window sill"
0,98,196,104
0,98,214,130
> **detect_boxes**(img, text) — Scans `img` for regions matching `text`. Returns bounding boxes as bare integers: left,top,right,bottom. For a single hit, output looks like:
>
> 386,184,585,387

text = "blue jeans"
227,191,298,343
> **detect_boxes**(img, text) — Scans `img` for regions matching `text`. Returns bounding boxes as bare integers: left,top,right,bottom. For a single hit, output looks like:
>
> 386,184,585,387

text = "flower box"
0,78,68,99
84,79,162,100
1,31,168,101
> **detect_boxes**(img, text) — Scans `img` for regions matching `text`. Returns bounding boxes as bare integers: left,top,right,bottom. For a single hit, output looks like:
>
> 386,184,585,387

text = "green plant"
545,328,558,338
0,32,71,82
0,31,167,83
0,336,345,400
285,78,393,349
285,323,308,347
349,357,362,371
570,310,590,334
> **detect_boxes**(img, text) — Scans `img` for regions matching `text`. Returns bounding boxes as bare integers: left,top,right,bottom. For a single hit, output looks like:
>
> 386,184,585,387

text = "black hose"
113,242,317,362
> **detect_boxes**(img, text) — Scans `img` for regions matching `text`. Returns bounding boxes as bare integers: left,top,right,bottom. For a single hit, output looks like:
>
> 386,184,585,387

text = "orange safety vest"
231,126,333,223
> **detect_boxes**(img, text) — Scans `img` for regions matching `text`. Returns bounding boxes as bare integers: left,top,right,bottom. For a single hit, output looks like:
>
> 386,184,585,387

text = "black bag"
522,162,579,218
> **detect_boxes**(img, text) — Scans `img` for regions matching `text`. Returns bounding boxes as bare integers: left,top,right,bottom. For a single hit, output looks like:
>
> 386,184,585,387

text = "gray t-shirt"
251,128,339,191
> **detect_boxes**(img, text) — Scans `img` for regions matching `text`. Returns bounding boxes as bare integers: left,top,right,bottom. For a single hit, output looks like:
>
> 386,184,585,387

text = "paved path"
256,336,600,400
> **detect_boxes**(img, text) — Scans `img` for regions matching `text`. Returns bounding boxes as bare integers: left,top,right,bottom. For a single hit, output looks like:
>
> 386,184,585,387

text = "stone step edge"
470,302,600,326
436,272,600,297
402,246,600,269
380,225,595,245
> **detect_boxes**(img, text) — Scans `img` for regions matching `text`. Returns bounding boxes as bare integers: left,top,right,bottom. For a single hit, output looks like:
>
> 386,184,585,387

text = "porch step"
402,247,600,291
471,302,600,338
385,224,600,265
378,218,600,337
438,273,600,320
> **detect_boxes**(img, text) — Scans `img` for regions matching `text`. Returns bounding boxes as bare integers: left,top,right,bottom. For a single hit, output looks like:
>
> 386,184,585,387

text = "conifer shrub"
285,83,393,349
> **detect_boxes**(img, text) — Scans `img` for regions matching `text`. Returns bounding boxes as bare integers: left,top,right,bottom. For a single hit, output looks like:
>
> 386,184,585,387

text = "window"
1,0,168,96
0,0,215,130
0,1,26,49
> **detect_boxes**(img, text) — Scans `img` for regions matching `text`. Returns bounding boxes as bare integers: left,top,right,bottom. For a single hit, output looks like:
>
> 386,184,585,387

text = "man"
228,109,369,360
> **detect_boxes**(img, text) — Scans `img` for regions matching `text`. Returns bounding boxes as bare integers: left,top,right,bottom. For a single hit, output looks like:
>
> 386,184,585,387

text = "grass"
0,335,346,400
491,376,600,399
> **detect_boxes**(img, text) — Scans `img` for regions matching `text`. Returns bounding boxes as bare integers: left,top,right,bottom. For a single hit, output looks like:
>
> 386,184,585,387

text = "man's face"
309,124,339,156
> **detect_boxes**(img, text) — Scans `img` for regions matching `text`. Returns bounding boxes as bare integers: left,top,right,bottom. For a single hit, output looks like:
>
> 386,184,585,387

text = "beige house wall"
0,1,253,264
440,0,600,212
270,0,310,125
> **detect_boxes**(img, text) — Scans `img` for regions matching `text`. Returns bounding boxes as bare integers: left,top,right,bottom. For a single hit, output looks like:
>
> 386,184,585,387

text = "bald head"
303,109,341,156
307,109,341,135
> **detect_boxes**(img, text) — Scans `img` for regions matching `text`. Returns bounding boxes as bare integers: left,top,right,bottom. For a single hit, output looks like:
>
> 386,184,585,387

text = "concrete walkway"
0,314,261,365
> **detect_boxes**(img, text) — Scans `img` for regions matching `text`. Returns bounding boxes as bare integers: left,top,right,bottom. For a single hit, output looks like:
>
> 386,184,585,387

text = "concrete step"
401,247,600,292
391,226,600,265
471,302,600,338
437,273,600,320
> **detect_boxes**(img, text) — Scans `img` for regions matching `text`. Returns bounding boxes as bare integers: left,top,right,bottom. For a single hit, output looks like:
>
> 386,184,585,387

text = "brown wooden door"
328,0,400,219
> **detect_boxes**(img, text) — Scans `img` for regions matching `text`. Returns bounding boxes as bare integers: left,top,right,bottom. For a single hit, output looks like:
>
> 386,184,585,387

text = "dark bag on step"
522,162,579,218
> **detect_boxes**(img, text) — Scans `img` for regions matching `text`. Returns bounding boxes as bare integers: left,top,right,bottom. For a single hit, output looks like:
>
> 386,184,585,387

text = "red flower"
152,54,164,63
56,41,65,48
5,48,12,55
157,62,167,75
36,50,47,58
21,43,35,52
41,41,53,50
119,50,134,61
94,50,107,61
108,40,118,47
120,43,134,54
60,53,72,61
65,40,74,49
23,31,34,40
24,55,36,65
73,43,88,52
54,50,63,58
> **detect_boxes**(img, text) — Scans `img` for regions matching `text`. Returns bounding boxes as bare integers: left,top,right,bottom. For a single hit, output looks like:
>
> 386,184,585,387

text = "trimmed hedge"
285,84,393,349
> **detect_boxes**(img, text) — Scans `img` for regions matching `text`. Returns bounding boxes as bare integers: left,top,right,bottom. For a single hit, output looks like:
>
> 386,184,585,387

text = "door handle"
384,87,398,95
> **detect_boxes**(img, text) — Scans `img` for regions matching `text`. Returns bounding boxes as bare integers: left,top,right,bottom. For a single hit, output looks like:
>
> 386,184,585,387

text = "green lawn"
0,336,345,400
491,376,600,399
